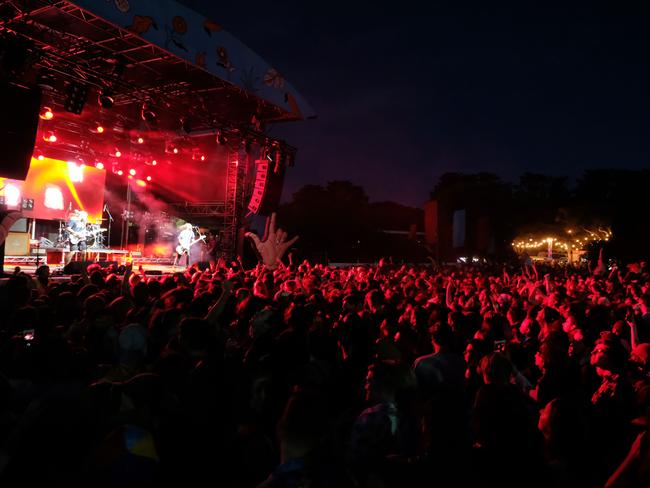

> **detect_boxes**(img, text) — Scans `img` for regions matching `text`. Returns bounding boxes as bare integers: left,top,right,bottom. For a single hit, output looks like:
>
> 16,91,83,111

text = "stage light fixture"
215,130,227,145
37,155,44,161
146,176,152,181
117,169,123,176
64,82,89,114
39,106,54,120
114,148,122,158
21,198,35,211
36,69,56,91
96,125,104,133
96,162,104,170
141,103,157,123
152,159,157,166
129,168,136,176
137,136,144,144
181,117,193,134
98,90,114,108
43,132,57,143
173,147,179,154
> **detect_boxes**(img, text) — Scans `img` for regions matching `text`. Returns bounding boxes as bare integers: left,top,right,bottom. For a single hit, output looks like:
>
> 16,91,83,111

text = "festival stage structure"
0,0,313,271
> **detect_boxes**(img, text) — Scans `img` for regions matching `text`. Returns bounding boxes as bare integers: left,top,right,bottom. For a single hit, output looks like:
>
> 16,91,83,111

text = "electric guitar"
176,234,206,255
67,227,88,245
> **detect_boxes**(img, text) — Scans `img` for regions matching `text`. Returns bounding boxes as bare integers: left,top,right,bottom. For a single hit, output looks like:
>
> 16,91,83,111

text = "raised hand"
245,213,298,270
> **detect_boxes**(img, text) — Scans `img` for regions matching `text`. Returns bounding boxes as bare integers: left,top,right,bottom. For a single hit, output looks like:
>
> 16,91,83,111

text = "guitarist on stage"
173,223,204,268
65,210,88,265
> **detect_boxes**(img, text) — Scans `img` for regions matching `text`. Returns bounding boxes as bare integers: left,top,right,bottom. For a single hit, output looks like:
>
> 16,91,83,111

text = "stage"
3,249,181,277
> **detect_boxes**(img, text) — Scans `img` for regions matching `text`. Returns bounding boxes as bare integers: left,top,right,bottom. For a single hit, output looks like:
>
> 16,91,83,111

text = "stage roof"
69,0,315,120
1,0,314,131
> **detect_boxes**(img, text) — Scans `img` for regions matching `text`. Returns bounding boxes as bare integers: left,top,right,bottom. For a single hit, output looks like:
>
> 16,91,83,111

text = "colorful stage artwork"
0,157,106,223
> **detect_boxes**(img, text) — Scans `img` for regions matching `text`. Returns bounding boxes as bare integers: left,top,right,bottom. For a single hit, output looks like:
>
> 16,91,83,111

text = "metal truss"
168,202,228,217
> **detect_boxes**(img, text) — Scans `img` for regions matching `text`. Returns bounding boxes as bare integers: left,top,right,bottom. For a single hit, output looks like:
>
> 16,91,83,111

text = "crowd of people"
0,217,648,487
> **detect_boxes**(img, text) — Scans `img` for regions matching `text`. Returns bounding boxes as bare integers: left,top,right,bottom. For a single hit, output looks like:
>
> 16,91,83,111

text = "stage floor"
3,262,182,277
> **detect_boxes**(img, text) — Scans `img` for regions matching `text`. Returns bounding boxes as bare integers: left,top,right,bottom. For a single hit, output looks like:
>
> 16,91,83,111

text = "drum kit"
54,218,109,249
85,221,108,248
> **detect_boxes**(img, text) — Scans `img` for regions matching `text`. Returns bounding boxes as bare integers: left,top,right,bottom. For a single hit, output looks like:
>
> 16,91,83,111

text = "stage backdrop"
0,157,106,223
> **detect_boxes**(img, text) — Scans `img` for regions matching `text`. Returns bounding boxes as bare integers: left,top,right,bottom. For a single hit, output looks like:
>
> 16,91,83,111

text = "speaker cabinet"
0,83,41,180
5,232,30,256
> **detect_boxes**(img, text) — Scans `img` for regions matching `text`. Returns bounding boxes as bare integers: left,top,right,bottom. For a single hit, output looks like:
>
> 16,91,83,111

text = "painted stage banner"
71,0,315,120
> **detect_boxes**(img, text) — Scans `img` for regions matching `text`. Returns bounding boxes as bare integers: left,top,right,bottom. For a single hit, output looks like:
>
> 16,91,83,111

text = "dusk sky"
180,1,650,207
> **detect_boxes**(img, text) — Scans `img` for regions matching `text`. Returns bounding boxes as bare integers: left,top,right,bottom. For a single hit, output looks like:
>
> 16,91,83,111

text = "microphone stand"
104,203,114,250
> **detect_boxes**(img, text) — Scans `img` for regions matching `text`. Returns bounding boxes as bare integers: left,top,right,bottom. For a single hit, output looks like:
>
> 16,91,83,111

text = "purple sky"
180,0,650,207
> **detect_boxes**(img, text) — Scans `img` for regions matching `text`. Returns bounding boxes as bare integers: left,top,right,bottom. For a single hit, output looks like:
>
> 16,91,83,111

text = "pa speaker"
247,159,286,216
0,82,41,180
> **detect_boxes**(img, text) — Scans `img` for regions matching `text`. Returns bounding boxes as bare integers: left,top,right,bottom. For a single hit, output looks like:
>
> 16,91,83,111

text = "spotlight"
96,125,104,133
39,106,54,120
98,88,114,108
37,155,44,161
95,162,104,170
141,103,157,123
146,176,152,181
64,82,89,114
43,132,57,143
173,147,179,154
129,168,136,176
114,148,122,158
137,136,144,144
201,155,205,161
117,169,123,176
152,159,157,166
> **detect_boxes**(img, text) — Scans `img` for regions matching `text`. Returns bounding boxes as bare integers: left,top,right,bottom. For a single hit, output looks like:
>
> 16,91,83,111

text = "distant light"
173,147,178,154
137,137,144,144
128,175,133,180
152,159,157,166
146,176,151,181
136,179,146,187
44,185,64,210
67,161,84,182
117,169,123,176
37,155,45,161
200,155,205,161
129,168,136,176
115,150,121,158
95,162,104,170
96,125,104,133
44,132,57,143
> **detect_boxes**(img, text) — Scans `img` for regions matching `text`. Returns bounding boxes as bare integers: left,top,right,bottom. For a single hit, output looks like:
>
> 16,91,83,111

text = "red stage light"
136,179,146,187
115,150,122,158
200,155,206,161
146,176,152,181
44,132,57,143
173,147,179,154
117,170,123,176
152,160,157,166
96,162,104,170
97,125,104,133
129,168,136,176
137,137,144,144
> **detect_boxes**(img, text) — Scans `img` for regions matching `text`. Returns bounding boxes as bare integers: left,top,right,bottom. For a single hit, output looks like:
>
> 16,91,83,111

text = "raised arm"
245,213,298,270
